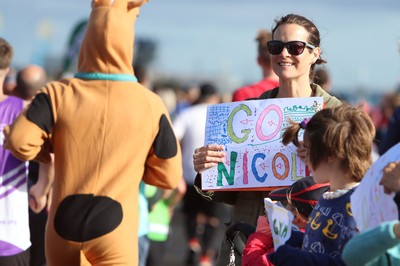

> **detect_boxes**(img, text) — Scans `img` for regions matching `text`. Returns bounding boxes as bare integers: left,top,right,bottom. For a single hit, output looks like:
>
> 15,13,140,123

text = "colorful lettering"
273,218,288,238
217,151,238,186
252,153,268,182
291,153,304,181
256,104,283,141
227,104,252,143
243,150,249,184
272,152,289,180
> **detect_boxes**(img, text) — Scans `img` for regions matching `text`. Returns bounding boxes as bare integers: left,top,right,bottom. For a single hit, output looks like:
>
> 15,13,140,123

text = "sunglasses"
267,40,316,56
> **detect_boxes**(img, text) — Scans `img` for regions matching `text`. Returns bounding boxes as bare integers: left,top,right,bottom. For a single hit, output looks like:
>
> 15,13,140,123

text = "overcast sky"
1,0,400,95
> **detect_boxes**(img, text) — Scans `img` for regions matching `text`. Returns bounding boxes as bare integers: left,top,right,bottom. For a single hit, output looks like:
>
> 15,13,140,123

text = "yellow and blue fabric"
303,188,358,257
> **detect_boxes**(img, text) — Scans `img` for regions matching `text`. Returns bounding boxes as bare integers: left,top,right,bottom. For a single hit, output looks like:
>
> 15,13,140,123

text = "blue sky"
1,0,400,95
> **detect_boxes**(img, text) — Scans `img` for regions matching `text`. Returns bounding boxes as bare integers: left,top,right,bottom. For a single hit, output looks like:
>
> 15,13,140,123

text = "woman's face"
271,23,320,82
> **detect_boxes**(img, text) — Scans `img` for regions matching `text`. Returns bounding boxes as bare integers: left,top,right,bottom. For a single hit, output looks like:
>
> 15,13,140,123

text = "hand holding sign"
264,198,294,251
380,160,400,194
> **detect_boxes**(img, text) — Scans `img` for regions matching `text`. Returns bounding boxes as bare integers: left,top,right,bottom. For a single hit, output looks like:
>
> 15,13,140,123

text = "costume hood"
77,0,148,75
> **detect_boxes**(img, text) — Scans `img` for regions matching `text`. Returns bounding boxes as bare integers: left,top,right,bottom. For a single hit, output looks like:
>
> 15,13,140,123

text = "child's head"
282,104,375,182
269,176,329,229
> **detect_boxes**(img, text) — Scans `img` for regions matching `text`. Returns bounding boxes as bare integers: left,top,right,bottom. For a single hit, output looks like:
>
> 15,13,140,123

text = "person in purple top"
0,37,31,266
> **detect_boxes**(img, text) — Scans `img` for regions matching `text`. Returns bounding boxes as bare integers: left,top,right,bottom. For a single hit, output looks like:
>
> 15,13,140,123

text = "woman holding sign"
192,13,341,266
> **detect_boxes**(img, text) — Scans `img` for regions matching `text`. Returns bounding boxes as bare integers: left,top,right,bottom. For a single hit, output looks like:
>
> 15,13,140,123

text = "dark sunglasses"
267,40,316,56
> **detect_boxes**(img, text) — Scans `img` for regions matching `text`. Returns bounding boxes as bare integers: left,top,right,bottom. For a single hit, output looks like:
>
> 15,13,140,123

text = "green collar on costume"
74,72,137,82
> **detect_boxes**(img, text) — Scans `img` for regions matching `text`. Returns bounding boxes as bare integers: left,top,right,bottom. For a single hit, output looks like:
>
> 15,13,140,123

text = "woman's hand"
380,161,400,194
193,144,225,173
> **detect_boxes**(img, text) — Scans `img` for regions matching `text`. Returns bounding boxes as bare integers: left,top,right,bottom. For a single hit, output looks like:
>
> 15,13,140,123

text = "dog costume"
5,0,182,265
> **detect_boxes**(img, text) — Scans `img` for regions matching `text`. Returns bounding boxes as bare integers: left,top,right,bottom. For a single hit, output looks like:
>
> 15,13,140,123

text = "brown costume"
5,0,182,265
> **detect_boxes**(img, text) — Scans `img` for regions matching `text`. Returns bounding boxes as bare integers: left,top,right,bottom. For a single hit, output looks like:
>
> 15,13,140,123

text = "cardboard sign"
202,97,323,190
264,198,294,251
351,143,400,232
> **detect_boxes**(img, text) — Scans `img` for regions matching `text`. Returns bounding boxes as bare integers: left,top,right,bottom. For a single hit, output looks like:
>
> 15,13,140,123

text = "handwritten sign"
264,198,293,250
351,143,400,232
202,97,323,190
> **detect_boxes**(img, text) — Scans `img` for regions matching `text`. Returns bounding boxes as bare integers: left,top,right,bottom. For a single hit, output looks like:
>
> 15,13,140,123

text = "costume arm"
4,111,48,162
4,87,57,163
342,220,400,266
143,113,182,190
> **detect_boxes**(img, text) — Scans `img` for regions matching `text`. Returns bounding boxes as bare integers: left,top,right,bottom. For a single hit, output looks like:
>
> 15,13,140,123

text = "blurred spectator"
145,178,186,266
154,86,178,117
15,64,47,102
15,64,50,266
379,106,400,155
312,67,331,92
173,83,223,266
138,181,150,266
145,78,186,265
3,66,17,95
231,29,278,101
134,64,151,89
174,83,200,116
371,91,400,146
0,37,32,265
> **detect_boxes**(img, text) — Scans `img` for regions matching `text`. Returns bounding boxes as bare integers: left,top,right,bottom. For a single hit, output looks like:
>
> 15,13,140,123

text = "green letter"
217,151,237,186
227,104,252,143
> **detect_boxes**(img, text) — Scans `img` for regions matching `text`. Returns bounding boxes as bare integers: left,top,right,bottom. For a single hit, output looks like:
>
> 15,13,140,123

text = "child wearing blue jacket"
267,104,375,266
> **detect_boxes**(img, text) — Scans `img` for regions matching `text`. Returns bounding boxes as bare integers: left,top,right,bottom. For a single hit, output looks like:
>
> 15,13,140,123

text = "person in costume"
4,1,182,265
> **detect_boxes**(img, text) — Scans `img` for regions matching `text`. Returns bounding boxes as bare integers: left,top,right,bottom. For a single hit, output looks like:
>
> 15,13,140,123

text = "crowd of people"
1,1,400,266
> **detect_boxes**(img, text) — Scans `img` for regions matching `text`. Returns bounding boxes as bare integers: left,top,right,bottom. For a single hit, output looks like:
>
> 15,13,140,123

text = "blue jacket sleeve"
267,245,345,266
342,220,400,266
285,229,304,248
